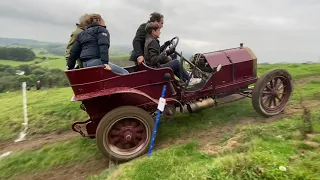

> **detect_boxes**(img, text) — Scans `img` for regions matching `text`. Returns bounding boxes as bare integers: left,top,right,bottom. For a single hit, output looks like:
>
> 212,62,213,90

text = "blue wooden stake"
148,85,167,157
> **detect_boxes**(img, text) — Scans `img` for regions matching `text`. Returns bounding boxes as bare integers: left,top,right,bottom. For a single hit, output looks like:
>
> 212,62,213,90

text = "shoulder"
70,27,83,38
74,27,84,34
90,25,109,38
138,23,147,31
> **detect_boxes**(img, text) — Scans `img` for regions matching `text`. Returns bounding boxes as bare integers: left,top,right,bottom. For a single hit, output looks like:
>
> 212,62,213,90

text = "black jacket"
67,24,110,69
129,22,148,61
144,34,169,67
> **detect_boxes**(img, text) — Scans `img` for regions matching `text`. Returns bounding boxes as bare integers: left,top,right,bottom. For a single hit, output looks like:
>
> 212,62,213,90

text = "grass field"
0,63,319,179
0,55,134,70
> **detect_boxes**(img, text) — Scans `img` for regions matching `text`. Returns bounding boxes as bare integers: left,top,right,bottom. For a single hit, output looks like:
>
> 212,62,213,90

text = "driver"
144,22,202,86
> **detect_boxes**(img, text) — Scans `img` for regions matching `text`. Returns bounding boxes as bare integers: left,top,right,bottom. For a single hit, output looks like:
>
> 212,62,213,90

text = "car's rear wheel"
252,69,293,117
96,106,154,162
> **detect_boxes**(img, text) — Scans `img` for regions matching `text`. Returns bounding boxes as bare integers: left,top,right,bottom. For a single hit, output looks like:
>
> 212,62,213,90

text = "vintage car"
64,37,293,162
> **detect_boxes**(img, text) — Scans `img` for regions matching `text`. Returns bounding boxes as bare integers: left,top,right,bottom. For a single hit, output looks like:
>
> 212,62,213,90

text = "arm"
67,38,81,69
132,24,146,57
65,31,77,60
147,40,168,66
96,27,110,64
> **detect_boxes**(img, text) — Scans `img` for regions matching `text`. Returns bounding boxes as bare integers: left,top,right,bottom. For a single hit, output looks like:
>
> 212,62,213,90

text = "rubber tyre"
96,106,154,162
252,68,294,117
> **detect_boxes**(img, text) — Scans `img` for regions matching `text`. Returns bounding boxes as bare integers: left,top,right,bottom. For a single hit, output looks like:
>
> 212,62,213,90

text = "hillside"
0,64,319,180
0,37,132,57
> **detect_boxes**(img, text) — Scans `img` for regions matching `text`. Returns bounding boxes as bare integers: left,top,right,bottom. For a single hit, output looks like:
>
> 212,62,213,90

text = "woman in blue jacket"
67,14,129,75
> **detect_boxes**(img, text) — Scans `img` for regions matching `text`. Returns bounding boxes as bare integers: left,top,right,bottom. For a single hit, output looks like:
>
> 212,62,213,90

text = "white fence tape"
14,82,28,142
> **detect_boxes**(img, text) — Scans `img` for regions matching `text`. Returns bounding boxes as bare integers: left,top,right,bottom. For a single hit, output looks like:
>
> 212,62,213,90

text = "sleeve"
65,31,77,59
147,40,168,66
132,24,146,57
67,38,81,69
96,27,110,64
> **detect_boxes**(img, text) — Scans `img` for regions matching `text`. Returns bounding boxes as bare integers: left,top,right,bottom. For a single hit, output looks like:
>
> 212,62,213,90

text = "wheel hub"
124,131,133,141
271,89,278,96
166,109,173,116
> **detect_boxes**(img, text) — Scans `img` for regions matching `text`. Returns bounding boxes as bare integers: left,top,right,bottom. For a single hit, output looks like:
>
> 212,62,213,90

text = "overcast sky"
0,0,319,63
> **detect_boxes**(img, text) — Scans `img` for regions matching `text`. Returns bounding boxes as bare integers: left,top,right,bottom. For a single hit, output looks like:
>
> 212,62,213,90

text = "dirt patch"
0,131,78,154
12,158,109,180
204,133,243,156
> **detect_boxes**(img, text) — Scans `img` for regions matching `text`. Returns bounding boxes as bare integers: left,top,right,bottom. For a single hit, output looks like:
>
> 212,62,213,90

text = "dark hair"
145,22,161,34
149,12,163,22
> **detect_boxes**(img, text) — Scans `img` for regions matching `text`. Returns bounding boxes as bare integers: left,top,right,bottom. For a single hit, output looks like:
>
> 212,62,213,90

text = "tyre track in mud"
4,75,320,180
0,131,78,154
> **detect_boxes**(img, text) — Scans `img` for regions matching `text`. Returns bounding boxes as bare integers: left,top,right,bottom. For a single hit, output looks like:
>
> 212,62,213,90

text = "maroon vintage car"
64,37,293,162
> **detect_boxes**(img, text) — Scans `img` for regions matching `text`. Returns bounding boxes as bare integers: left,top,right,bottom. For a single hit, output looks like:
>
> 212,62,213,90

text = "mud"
0,131,78,154
12,158,109,180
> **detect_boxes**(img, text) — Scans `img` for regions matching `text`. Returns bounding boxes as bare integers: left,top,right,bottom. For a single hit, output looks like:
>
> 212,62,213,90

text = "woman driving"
143,22,201,85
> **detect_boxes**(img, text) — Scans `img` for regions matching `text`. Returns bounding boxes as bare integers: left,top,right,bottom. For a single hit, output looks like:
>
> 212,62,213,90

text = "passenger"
144,22,202,85
65,13,90,69
66,14,129,75
129,12,171,65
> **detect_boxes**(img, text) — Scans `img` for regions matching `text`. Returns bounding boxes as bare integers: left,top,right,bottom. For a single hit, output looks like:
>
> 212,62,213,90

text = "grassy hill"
0,54,134,69
0,63,319,179
0,37,132,57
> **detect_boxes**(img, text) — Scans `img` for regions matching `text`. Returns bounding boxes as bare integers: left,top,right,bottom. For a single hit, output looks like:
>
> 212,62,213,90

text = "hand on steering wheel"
162,36,179,54
164,40,171,47
165,48,175,55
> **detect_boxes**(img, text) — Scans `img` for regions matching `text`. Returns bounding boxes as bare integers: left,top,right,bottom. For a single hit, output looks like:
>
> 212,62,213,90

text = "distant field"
0,55,134,69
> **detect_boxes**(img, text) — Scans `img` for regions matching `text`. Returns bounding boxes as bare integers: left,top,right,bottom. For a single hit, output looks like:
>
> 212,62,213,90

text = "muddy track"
13,158,110,180
0,131,78,154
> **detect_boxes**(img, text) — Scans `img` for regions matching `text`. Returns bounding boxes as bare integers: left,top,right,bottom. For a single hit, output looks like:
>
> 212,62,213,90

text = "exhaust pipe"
187,98,216,113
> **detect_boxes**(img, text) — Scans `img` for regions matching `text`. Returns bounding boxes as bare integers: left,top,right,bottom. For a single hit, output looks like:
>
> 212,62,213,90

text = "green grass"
92,107,320,180
0,137,102,180
257,63,320,78
0,59,35,66
291,79,320,103
0,87,87,141
0,55,134,70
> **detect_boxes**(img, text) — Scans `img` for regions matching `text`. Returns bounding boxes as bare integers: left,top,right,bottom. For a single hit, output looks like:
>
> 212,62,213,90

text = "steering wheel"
163,36,179,53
